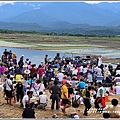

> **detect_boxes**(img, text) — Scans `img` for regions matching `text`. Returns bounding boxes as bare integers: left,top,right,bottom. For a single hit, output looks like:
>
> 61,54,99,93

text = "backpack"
72,95,80,108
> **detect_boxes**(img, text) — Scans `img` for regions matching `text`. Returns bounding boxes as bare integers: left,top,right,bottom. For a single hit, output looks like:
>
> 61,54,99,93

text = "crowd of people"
0,48,120,118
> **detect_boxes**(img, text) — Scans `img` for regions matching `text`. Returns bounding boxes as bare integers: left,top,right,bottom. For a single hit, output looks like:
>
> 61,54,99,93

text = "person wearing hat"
114,82,120,95
15,79,24,104
61,81,71,114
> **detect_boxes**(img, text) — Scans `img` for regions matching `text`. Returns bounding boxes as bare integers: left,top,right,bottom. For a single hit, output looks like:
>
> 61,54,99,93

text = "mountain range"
0,2,120,35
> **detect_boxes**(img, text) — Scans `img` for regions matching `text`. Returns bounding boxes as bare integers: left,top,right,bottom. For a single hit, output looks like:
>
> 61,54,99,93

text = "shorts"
62,99,71,105
5,90,13,98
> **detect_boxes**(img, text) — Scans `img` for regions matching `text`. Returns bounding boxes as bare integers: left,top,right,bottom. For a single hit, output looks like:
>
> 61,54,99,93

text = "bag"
3,83,6,91
72,95,80,108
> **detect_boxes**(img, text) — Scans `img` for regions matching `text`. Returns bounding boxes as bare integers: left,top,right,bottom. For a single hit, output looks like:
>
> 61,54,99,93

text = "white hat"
22,55,24,56
18,78,22,82
116,82,120,86
74,115,79,119
66,81,72,86
24,69,30,74
10,75,14,78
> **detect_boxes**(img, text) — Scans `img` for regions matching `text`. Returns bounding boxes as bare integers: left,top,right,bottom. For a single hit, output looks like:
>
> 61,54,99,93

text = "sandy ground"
0,82,118,118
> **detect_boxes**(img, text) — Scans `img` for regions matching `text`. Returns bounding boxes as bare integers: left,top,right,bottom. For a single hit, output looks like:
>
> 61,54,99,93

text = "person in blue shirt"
78,79,86,89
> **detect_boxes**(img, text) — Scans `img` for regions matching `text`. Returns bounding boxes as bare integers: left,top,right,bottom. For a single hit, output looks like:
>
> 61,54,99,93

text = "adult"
0,63,5,82
5,74,13,105
18,58,24,74
49,80,61,110
95,82,105,113
114,82,120,95
97,55,102,67
78,79,86,90
61,81,71,114
30,64,37,79
16,79,24,104
22,91,34,109
37,91,48,110
22,103,35,118
109,99,120,118
38,65,44,81
83,86,92,116
109,84,115,96
57,70,64,83
32,80,45,97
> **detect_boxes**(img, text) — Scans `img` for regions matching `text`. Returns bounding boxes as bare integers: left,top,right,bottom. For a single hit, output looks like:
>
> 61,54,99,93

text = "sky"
0,1,119,6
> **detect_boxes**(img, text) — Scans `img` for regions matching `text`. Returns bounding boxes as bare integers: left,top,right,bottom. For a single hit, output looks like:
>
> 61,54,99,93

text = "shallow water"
0,47,120,66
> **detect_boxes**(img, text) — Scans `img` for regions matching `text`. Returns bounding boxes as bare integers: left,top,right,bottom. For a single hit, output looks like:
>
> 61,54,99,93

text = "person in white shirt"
115,83,120,95
95,82,105,113
22,91,34,108
98,55,102,67
57,71,64,83
38,81,45,93
37,91,48,110
72,67,78,76
5,75,13,105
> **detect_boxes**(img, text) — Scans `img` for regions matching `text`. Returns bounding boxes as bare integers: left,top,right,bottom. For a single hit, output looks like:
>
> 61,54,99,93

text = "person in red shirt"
38,65,44,81
30,64,37,78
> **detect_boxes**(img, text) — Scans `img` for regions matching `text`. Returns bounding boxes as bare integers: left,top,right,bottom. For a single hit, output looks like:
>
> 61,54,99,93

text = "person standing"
61,81,71,114
49,80,61,110
18,57,24,75
15,79,24,104
97,55,102,67
83,86,91,116
95,82,105,113
5,74,13,105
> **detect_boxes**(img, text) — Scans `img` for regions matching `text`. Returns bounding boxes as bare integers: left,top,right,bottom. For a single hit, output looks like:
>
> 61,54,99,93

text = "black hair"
103,113,110,118
88,86,91,91
39,91,43,95
98,82,102,86
7,74,10,79
27,91,31,95
111,99,118,106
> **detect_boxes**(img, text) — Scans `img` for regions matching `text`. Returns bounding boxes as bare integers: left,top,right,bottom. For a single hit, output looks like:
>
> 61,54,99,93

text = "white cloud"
84,1,120,4
0,1,15,6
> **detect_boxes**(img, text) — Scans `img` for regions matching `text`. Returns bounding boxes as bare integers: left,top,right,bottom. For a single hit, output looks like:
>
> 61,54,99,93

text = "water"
0,47,65,66
0,47,120,66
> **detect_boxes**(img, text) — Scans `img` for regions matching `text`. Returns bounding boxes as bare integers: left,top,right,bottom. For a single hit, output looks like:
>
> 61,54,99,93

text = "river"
0,47,120,66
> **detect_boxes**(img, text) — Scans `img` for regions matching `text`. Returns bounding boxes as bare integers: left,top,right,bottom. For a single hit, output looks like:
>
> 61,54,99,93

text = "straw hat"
24,69,30,74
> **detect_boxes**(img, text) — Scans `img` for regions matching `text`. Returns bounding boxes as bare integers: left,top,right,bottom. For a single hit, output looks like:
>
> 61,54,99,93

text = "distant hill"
0,22,49,32
0,2,120,35
1,2,120,27
1,22,120,35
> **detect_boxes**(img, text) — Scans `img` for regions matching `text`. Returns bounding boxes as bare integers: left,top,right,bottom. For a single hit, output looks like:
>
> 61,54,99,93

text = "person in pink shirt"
109,84,115,96
0,63,5,82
